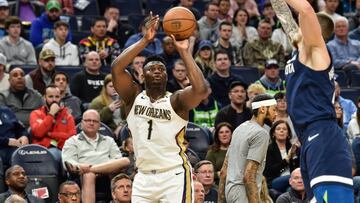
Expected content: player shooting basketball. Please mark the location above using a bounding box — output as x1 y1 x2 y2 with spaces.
271 0 354 202
111 12 208 202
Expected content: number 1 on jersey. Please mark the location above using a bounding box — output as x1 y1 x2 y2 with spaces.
147 120 153 140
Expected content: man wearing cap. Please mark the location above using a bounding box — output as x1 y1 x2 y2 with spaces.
30 0 72 48
25 49 56 95
215 81 251 129
0 53 9 92
0 67 43 128
0 16 37 65
224 94 277 203
0 0 9 39
255 59 286 96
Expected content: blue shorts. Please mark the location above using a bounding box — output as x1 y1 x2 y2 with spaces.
299 120 353 201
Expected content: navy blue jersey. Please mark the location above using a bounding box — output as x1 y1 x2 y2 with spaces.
285 52 336 130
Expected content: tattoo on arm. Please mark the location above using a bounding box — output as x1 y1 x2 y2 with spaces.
244 160 260 203
270 0 299 43
217 155 229 203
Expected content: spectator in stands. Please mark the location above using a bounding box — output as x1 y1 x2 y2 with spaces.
190 80 220 129
213 21 242 65
246 83 266 108
62 109 130 203
70 51 106 106
215 81 251 128
89 74 125 133
328 16 360 77
349 13 360 40
243 18 285 73
194 40 215 78
104 5 135 48
0 16 37 65
29 84 76 163
272 26 293 60
334 101 346 136
335 81 357 130
256 59 285 95
207 50 244 107
0 106 29 171
261 1 280 30
264 120 299 194
43 20 79 66
347 98 360 143
228 0 260 24
0 0 9 38
197 2 221 42
176 0 201 20
119 137 135 178
124 16 163 56
39 0 73 15
79 16 121 66
30 0 72 48
230 8 258 49
206 122 233 184
0 165 45 203
275 168 306 203
318 0 342 22
194 180 205 203
0 53 9 92
194 160 218 202
128 54 145 86
0 67 43 127
110 173 132 203
4 194 26 203
218 0 232 22
52 72 83 123
160 36 180 76
348 0 360 30
10 0 44 24
58 180 81 203
25 49 56 95
166 59 190 93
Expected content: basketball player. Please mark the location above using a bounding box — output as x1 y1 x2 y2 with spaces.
271 0 354 202
111 13 208 203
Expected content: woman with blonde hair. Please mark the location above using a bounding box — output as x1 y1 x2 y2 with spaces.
89 74 125 133
246 83 266 108
194 40 215 78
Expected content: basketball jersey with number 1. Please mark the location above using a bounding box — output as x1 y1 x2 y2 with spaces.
127 91 189 172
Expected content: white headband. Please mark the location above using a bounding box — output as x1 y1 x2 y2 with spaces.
143 61 166 69
251 99 277 110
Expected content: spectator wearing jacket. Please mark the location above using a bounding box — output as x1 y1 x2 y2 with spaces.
0 0 9 39
0 16 36 65
29 0 72 48
0 53 9 92
9 0 44 23
29 84 76 163
25 49 56 95
43 20 79 66
79 16 121 66
0 67 43 128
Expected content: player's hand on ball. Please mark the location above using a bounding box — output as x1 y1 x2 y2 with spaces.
170 34 189 52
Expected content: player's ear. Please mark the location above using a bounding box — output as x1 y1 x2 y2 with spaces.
259 106 267 115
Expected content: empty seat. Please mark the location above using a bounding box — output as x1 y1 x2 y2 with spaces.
128 13 146 31
350 70 360 87
10 64 37 74
111 0 143 19
11 144 59 203
335 70 348 87
186 122 211 160
230 66 260 85
145 0 173 17
340 87 360 104
74 0 100 16
71 31 91 45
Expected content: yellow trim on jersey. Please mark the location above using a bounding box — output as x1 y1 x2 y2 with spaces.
175 127 193 203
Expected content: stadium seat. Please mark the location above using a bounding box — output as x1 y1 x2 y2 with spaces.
128 13 146 31
186 122 211 160
10 64 37 74
74 0 100 16
145 0 173 17
119 123 131 145
278 68 285 80
60 15 79 32
76 122 114 138
193 0 207 14
11 144 59 203
340 87 360 104
110 0 143 20
71 31 91 45
335 70 348 87
230 66 260 85
350 70 360 87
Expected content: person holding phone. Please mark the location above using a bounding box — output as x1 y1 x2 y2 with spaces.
29 84 76 163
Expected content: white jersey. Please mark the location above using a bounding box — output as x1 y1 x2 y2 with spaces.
127 91 188 171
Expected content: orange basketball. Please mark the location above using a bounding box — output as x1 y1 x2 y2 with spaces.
162 7 196 40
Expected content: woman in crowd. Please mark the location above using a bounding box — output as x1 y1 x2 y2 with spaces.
230 8 258 49
194 40 215 78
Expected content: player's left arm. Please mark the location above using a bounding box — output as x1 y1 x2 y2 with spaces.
244 159 260 203
170 35 208 119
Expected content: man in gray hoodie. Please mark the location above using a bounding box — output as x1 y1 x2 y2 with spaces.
0 16 36 65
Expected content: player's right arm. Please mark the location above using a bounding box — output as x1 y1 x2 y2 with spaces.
244 160 260 203
111 13 159 112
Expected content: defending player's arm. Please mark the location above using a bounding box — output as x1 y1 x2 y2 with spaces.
111 13 160 109
170 35 208 118
217 155 229 203
244 160 260 203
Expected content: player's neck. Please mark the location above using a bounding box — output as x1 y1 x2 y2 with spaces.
146 89 166 102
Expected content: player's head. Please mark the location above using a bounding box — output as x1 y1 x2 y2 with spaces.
251 94 277 125
316 12 334 42
142 55 168 89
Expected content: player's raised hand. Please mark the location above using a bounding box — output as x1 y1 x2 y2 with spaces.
144 11 160 42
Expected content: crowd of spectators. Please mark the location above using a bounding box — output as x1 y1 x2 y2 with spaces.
0 0 359 202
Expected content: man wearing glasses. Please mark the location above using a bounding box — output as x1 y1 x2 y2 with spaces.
58 181 81 203
62 109 130 203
